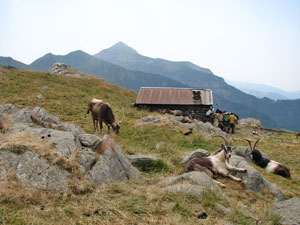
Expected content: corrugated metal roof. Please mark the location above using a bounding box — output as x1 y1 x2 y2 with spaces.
135 87 213 105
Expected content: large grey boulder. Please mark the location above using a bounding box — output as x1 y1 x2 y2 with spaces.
11 108 33 124
88 138 143 185
0 148 69 191
228 155 284 201
181 149 209 164
232 146 270 162
159 171 224 197
272 197 300 225
29 128 80 158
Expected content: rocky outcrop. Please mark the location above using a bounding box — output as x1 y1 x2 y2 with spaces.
0 104 143 192
228 155 284 201
0 149 69 191
232 146 270 162
49 62 72 75
158 171 224 198
272 197 300 225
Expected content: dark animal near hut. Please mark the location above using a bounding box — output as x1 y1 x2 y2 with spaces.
244 139 290 178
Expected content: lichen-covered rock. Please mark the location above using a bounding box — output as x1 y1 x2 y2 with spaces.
159 171 224 197
272 197 300 225
55 123 85 136
32 107 60 125
88 138 143 185
49 62 72 75
78 134 102 149
0 148 69 191
232 146 270 162
0 104 18 115
29 128 80 158
181 149 209 164
228 155 284 201
11 108 33 123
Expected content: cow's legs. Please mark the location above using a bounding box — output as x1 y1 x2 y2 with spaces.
99 121 103 134
93 119 98 132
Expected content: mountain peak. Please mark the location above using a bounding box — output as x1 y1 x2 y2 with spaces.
95 42 139 57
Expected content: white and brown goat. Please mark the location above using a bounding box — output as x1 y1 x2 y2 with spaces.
186 136 247 187
244 139 290 178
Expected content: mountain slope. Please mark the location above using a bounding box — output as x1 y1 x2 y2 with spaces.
30 50 189 91
0 56 30 69
95 42 300 131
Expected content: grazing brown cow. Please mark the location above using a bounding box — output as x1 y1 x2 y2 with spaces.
296 133 300 140
89 102 120 134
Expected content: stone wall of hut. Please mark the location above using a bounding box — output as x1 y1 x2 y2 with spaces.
135 104 211 122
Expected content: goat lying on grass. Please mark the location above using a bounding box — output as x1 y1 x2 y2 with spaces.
244 138 291 178
186 136 247 187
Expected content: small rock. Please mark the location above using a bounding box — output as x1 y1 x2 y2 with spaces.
156 142 166 150
78 134 102 149
37 94 44 99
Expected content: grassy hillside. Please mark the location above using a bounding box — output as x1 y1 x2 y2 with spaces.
0 67 299 225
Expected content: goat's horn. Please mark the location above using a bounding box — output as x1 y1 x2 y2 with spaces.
243 139 253 151
253 138 261 150
215 135 228 146
221 144 227 153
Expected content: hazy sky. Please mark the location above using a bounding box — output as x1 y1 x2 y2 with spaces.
1 0 299 91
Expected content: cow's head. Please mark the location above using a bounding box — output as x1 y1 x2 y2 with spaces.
112 121 121 134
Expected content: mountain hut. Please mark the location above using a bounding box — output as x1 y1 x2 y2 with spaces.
134 87 213 121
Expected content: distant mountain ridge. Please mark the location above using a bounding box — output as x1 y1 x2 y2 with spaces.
0 56 29 69
226 80 300 100
29 50 189 91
